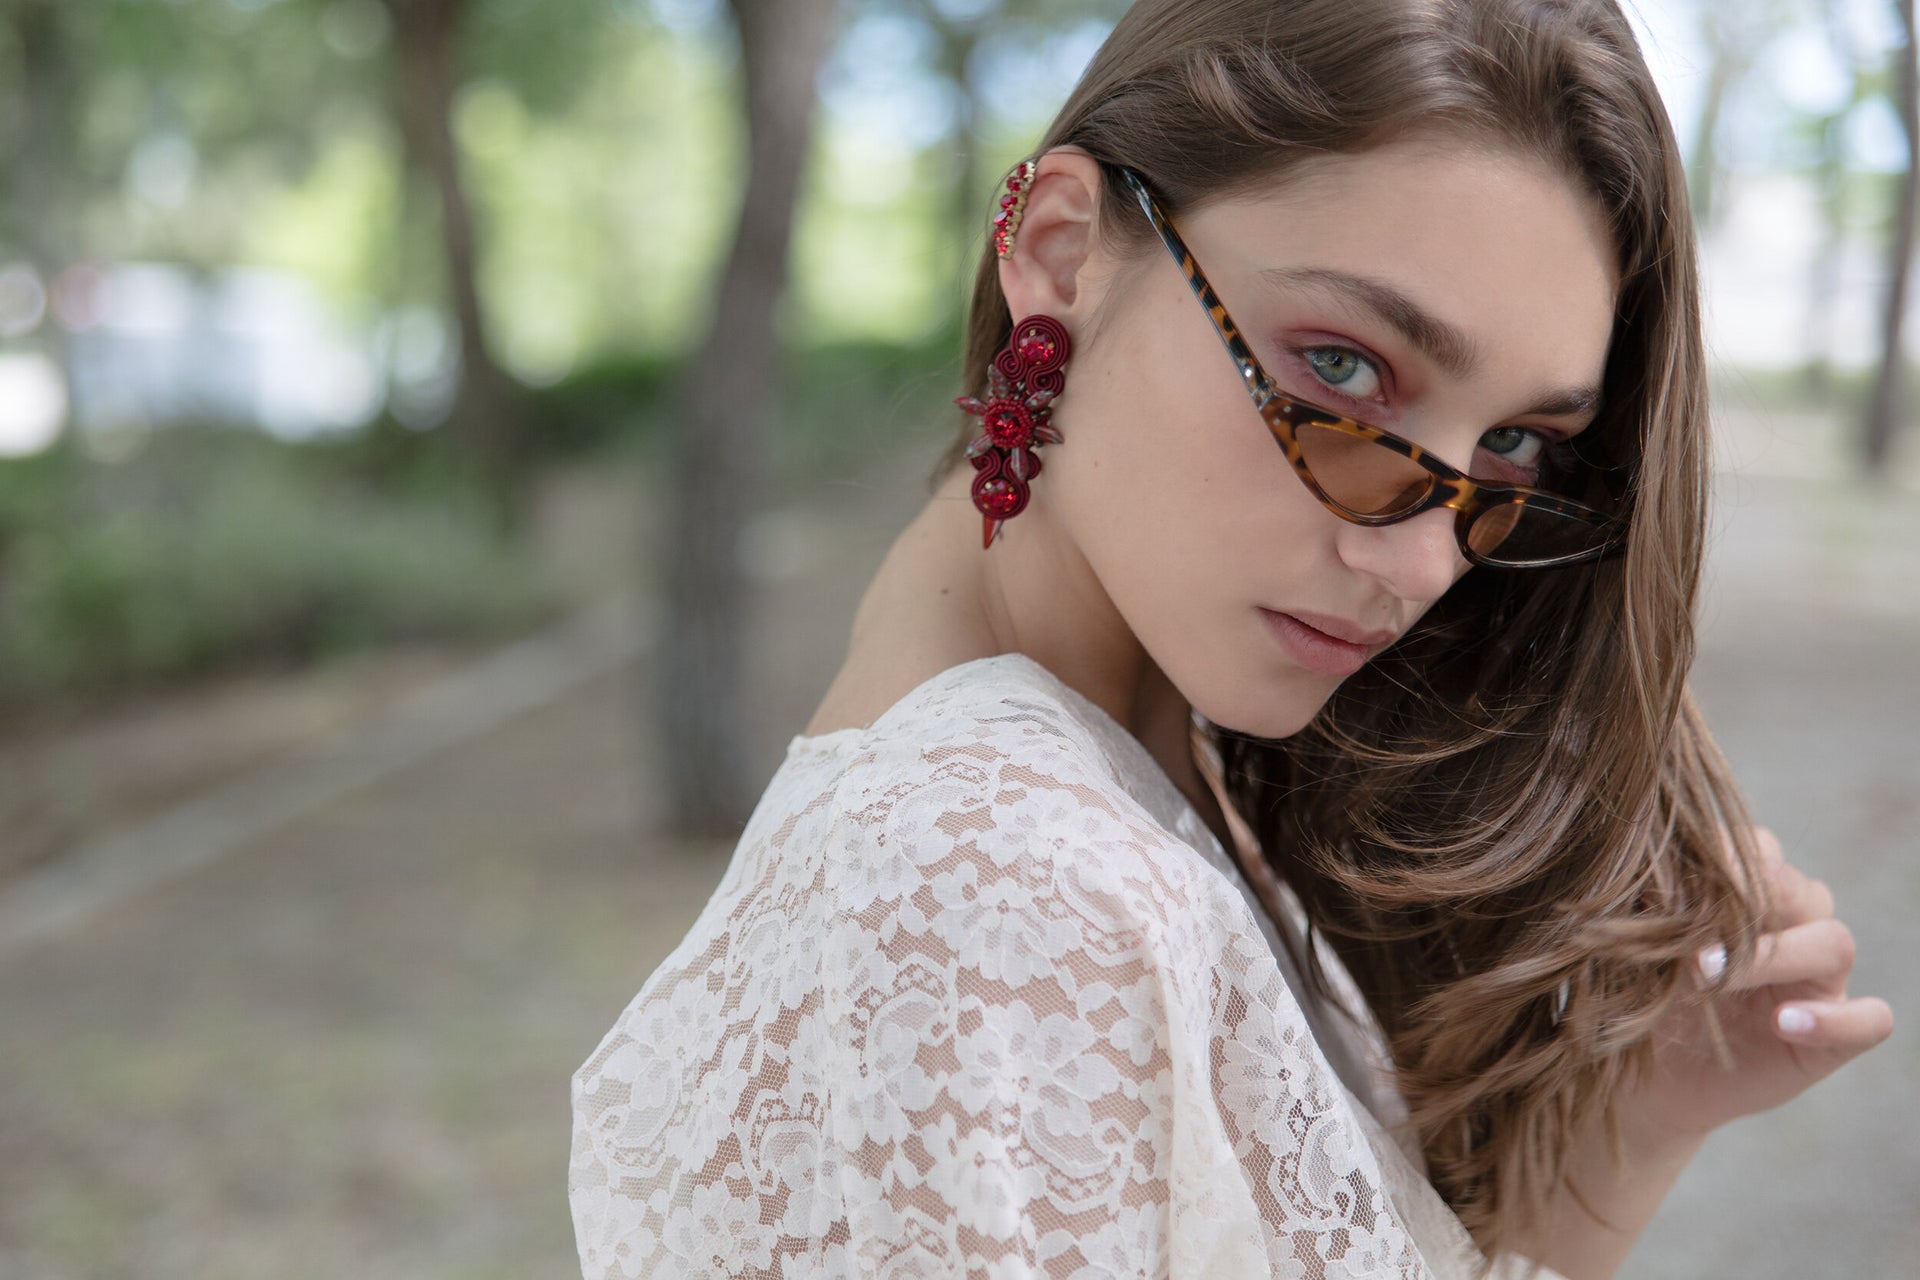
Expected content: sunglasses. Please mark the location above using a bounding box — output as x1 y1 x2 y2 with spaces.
1118 167 1627 569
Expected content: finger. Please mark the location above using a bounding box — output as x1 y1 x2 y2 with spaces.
1723 919 1856 998
1720 823 1782 868
1719 826 1821 923
1773 996 1896 1056
1762 856 1834 928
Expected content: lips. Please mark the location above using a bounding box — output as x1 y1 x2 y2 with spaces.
1279 609 1398 648
1258 608 1395 678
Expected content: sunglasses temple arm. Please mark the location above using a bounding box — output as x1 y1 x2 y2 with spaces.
1118 170 1281 412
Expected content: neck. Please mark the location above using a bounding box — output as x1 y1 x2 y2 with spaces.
928 466 1227 839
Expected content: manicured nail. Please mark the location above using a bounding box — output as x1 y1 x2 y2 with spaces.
1777 1006 1817 1037
1696 943 1726 983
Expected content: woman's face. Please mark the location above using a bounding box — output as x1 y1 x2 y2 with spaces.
1038 137 1620 739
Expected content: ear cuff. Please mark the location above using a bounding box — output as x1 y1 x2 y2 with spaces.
991 160 1037 259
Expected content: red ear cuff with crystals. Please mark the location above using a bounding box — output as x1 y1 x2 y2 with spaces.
956 314 1070 549
992 159 1036 259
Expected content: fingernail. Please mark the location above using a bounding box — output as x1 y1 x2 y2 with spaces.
1777 1006 1817 1037
1697 943 1727 983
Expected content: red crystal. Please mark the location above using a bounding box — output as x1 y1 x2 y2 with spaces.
1015 331 1056 363
982 402 1033 449
976 477 1022 518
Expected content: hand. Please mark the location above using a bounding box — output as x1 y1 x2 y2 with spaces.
1534 828 1892 1280
1619 826 1894 1145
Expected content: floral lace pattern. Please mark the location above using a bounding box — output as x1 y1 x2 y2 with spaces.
570 655 1561 1279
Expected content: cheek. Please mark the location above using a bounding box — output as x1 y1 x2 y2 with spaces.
1071 291 1300 503
1053 326 1287 568
1046 315 1335 651
1044 329 1363 740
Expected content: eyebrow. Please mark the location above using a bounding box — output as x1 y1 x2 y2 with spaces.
1258 265 1482 378
1255 265 1602 419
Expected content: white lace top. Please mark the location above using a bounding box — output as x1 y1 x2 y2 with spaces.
569 653 1566 1279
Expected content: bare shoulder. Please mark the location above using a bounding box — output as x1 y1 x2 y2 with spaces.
802 491 992 738
802 639 983 737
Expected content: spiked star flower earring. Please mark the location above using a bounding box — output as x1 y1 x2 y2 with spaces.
956 314 1070 549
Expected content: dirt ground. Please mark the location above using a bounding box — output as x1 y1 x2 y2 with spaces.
0 424 1913 1279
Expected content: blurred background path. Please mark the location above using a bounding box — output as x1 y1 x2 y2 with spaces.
1 420 1914 1280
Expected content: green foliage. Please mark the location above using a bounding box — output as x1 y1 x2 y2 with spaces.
0 429 555 706
523 351 679 461
516 332 963 476
464 0 642 117
0 447 69 544
777 331 962 478
0 0 1139 375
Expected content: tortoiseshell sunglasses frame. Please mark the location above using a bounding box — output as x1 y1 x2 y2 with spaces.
1117 167 1626 570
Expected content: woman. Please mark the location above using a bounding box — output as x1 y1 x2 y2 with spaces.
570 1 1892 1275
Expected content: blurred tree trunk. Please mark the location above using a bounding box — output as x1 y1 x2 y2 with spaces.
382 0 528 517
1688 0 1800 231
1800 113 1846 398
656 0 840 837
926 4 986 258
1864 0 1919 474
1686 28 1738 228
7 0 75 447
1801 1 1863 399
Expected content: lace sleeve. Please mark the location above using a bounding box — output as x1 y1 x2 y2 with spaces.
570 701 1549 1279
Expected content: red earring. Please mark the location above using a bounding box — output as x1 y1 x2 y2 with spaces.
955 314 1070 549
992 160 1037 260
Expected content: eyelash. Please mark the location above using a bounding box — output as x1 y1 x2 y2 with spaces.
1280 339 1572 454
1280 341 1388 409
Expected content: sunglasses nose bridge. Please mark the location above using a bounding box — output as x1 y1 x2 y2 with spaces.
1434 476 1479 514
1433 478 1495 563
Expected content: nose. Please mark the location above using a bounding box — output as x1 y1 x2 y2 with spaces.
1332 505 1468 605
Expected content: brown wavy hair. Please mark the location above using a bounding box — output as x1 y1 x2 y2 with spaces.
932 0 1770 1261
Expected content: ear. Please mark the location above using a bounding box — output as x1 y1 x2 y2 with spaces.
997 147 1105 325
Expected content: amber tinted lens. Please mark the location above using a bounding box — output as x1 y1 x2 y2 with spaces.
1468 500 1614 565
1294 420 1432 517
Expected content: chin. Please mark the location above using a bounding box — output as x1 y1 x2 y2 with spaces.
1191 678 1336 743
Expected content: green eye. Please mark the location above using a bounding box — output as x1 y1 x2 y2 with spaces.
1307 348 1364 385
1474 426 1550 483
